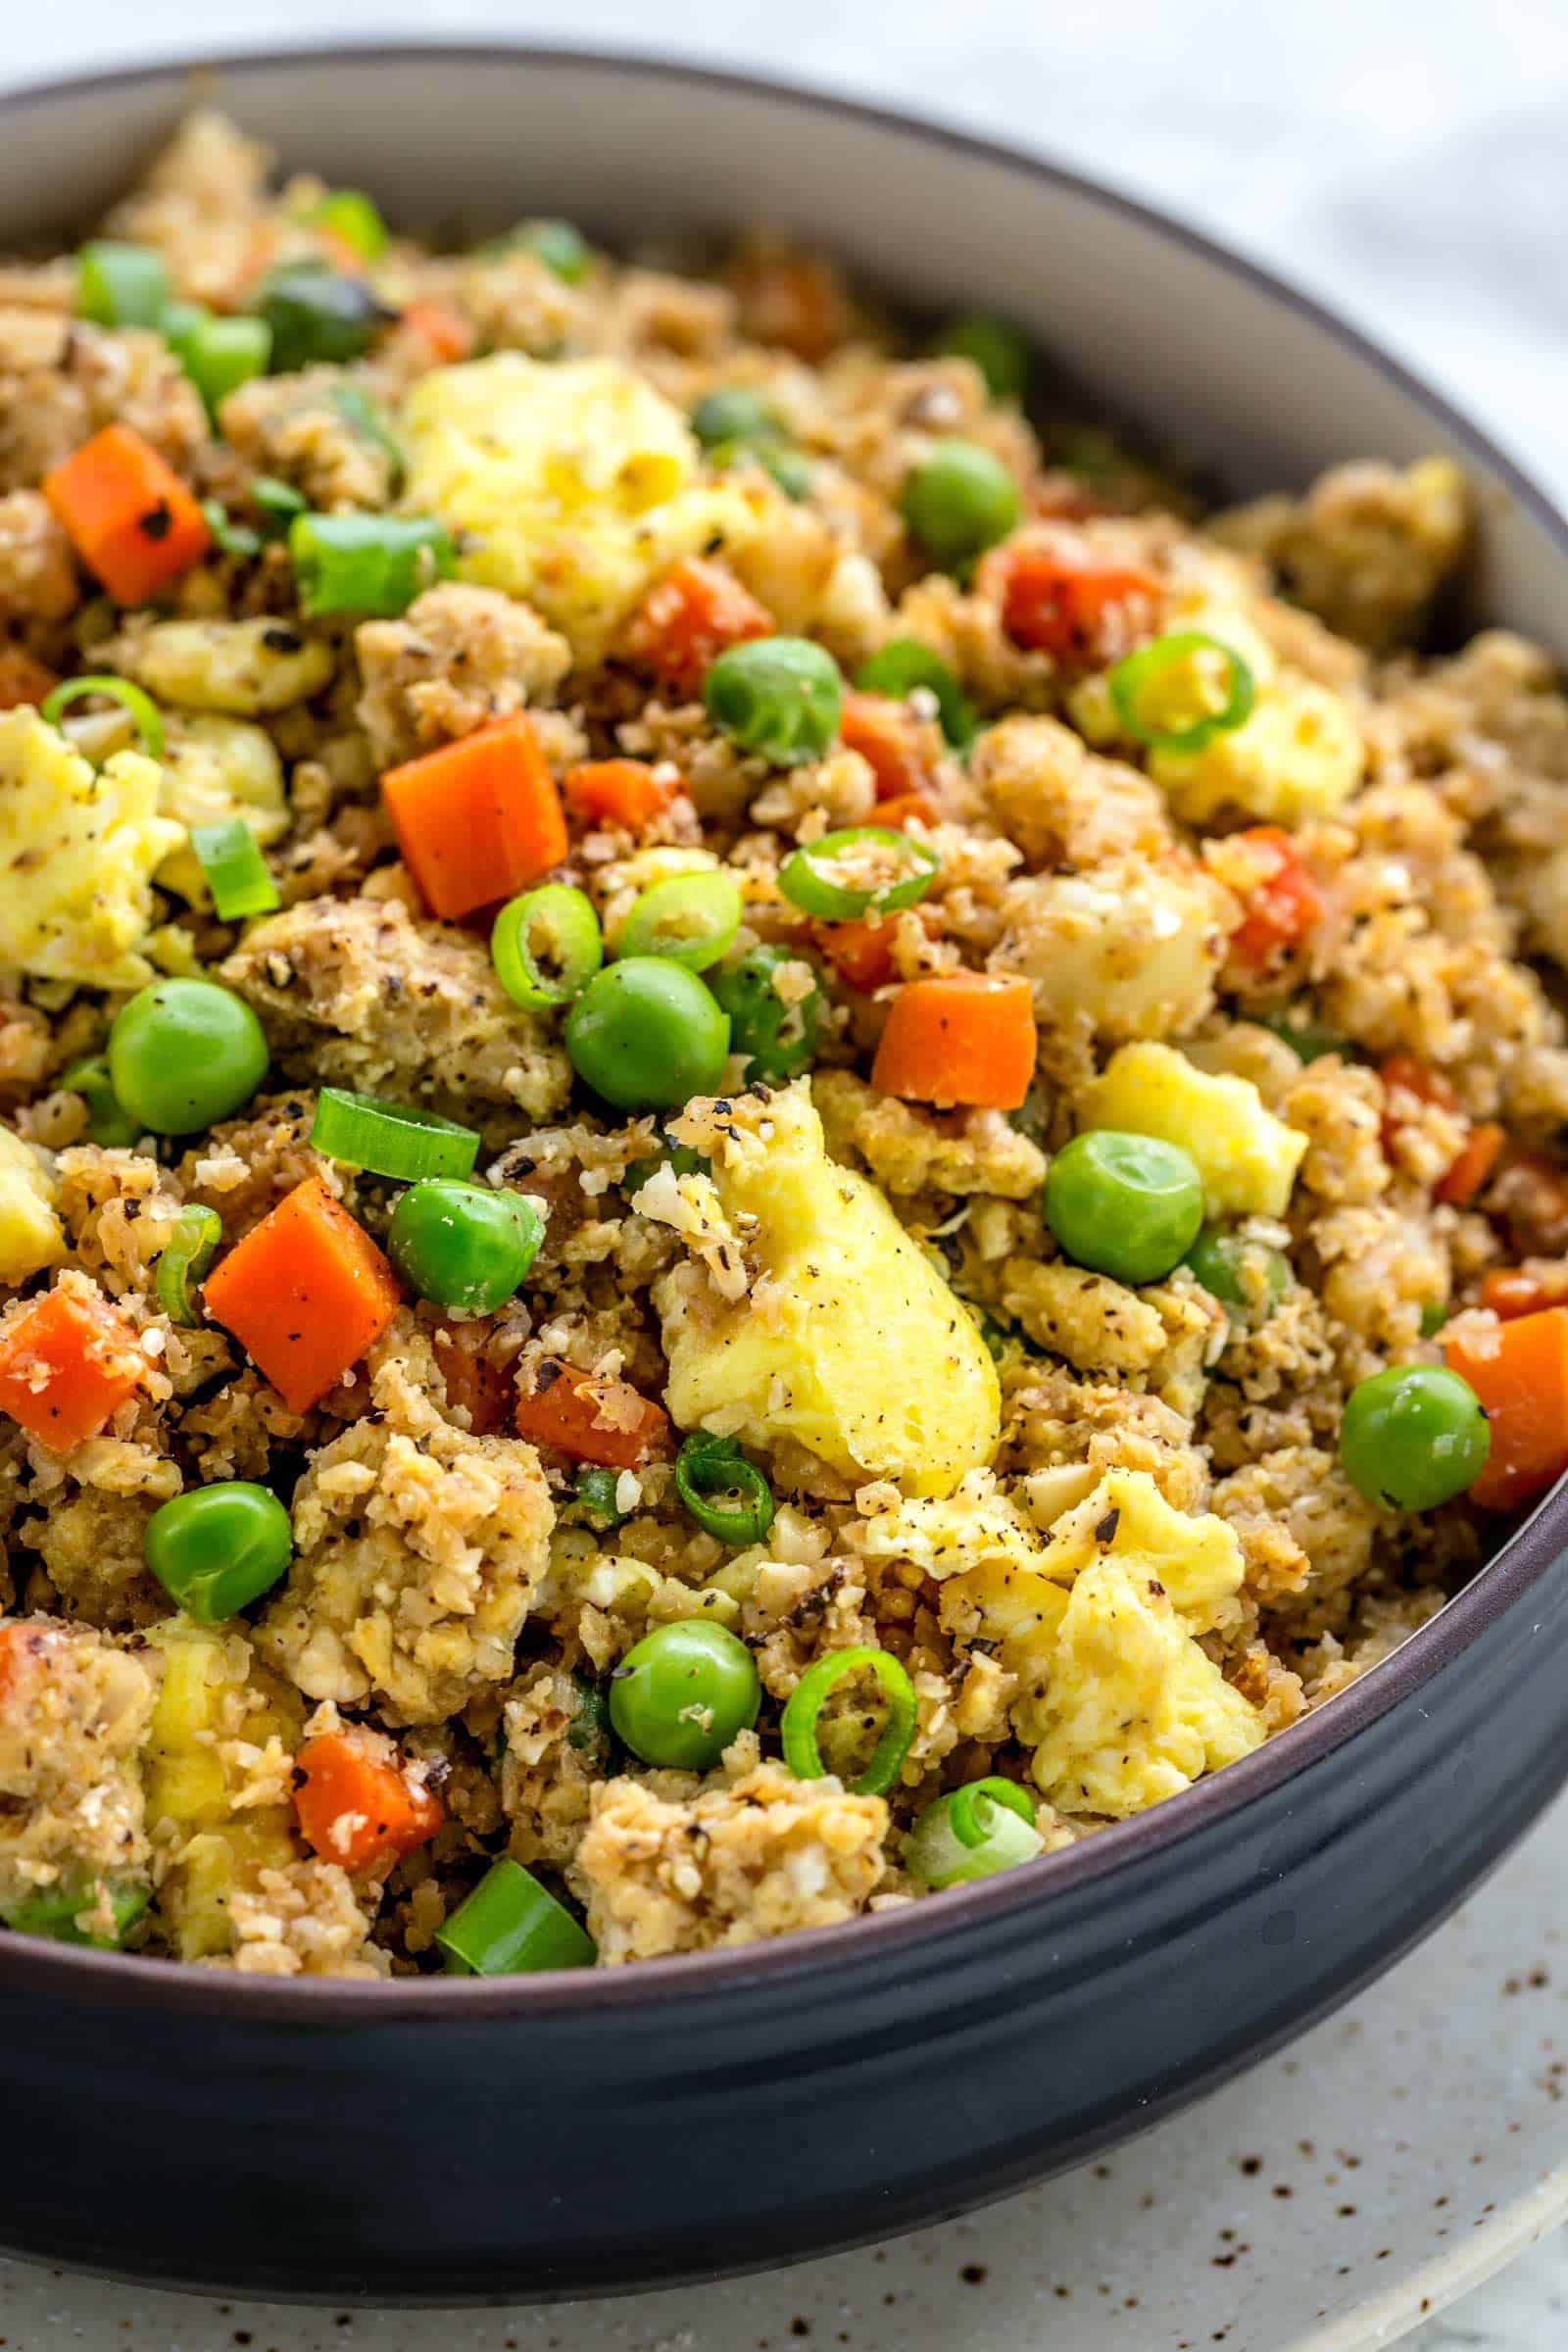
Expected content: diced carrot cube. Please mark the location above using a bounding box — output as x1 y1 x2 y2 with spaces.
381 713 567 921
43 424 212 606
202 1177 402 1414
0 1283 145 1449
514 1356 669 1468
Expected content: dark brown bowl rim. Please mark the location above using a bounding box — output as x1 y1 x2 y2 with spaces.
3 35 1568 2021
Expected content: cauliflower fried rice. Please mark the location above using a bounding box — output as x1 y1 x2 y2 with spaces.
2 111 1567 1979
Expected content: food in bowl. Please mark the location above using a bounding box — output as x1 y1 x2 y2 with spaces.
2 108 1566 1982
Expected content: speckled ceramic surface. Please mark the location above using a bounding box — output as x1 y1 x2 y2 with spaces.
4 1789 1564 2351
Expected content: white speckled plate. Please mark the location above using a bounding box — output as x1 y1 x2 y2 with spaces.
5 1797 1567 2352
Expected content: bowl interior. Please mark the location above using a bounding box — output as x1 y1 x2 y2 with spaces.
3 43 1568 2006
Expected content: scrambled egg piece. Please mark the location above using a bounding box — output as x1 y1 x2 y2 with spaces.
402 355 758 661
1071 583 1363 824
652 1083 1000 1497
0 709 182 988
128 617 335 714
1003 856 1228 1042
1078 1040 1307 1218
929 1469 1263 1816
0 1127 65 1284
144 1617 304 1961
154 716 289 906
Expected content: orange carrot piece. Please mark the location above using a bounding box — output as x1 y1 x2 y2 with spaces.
0 1285 145 1449
871 972 1038 1110
838 691 937 803
1446 1306 1568 1511
1380 1053 1458 1116
42 424 212 606
0 648 59 710
381 713 567 921
431 1316 514 1437
1481 1267 1568 1322
812 904 942 993
1435 1122 1505 1208
402 299 475 365
731 247 853 361
874 792 940 831
0 1619 55 1703
986 545 1161 662
295 1729 443 1875
514 1356 670 1468
624 558 772 698
563 759 677 833
202 1177 402 1414
1228 826 1323 971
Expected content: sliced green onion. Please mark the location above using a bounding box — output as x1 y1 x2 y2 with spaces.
779 825 939 922
166 308 271 416
41 674 165 759
202 500 263 560
491 884 603 1010
260 263 395 372
154 1204 223 1326
623 1133 709 1200
76 241 171 329
1107 630 1256 756
616 871 742 972
512 220 594 283
561 1465 629 1533
781 1645 917 1797
330 382 405 489
435 1857 596 1974
189 817 281 921
855 639 977 751
305 188 389 262
310 1087 479 1181
61 1055 140 1148
1 1874 149 1949
906 1777 1044 1889
288 511 453 618
674 1432 775 1546
565 1676 613 1760
252 475 310 527
1419 1302 1450 1339
1255 1009 1345 1064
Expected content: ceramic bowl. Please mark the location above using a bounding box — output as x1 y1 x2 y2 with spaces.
3 42 1568 2307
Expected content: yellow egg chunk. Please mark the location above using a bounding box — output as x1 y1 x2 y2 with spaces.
154 715 289 906
0 709 182 988
1149 676 1364 825
144 1617 304 1961
0 1126 66 1285
128 618 335 715
402 354 758 662
939 1469 1262 1818
652 1083 1001 1497
1077 1039 1307 1218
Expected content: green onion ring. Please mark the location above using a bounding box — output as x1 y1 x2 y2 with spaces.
435 1857 596 1974
1106 630 1256 756
674 1431 775 1546
781 1644 917 1797
616 871 743 972
154 1204 223 1327
948 1774 1037 1848
491 884 604 1010
310 1087 479 1181
189 817 280 921
778 826 939 922
61 1056 140 1148
41 674 166 760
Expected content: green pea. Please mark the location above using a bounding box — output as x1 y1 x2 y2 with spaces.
108 979 269 1135
900 439 1021 569
704 636 843 767
1184 1228 1290 1324
934 314 1031 404
691 387 783 451
143 1481 293 1622
1044 1130 1204 1286
387 1179 544 1313
564 957 730 1112
609 1620 760 1772
1340 1365 1490 1512
759 445 813 501
710 944 823 1080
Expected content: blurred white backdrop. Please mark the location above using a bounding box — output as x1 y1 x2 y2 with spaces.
3 5 1566 2341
